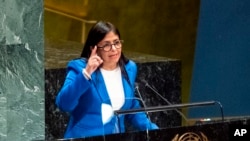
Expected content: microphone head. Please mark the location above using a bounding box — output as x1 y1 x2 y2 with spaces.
134 82 140 89
141 80 149 87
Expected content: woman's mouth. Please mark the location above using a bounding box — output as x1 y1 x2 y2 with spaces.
109 54 117 58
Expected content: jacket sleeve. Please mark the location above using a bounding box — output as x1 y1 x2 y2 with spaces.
55 59 90 112
125 61 159 130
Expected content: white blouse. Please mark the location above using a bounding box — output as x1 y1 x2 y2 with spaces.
100 66 125 110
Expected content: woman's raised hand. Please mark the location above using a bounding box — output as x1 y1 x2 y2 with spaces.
85 46 103 75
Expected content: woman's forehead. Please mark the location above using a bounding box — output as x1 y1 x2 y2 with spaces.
99 32 119 43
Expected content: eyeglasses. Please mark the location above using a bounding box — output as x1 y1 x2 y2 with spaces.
97 40 123 52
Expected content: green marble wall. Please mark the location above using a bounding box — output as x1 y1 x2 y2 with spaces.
0 0 44 140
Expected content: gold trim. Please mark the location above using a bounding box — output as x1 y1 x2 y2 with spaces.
44 7 96 24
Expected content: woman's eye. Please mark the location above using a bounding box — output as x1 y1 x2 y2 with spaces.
103 44 110 47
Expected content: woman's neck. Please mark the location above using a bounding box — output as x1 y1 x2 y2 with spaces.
101 63 118 70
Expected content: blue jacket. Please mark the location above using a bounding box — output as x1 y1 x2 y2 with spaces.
56 58 158 139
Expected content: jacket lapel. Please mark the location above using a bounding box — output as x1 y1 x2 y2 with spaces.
91 69 111 105
121 65 134 110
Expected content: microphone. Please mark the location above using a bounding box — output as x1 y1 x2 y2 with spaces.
143 81 189 125
135 82 152 139
135 83 149 113
135 83 150 119
102 97 146 134
114 96 151 141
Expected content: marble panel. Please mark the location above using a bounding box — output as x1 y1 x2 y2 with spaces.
0 43 44 140
0 0 44 140
0 0 43 45
0 0 5 43
135 61 182 128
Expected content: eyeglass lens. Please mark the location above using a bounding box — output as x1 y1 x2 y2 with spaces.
99 40 123 51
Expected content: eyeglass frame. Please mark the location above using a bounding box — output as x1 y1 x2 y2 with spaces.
96 40 124 52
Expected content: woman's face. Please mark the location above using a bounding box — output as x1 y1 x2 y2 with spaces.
96 31 122 68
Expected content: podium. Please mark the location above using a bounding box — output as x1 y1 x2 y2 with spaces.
54 117 250 141
51 102 250 141
45 62 249 141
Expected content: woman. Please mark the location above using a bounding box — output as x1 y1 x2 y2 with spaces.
56 21 158 139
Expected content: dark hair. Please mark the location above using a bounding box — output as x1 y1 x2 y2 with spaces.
80 21 131 85
81 21 123 56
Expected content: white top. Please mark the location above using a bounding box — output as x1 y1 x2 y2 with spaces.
100 66 125 110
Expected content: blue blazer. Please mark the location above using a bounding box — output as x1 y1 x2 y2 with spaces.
56 58 158 139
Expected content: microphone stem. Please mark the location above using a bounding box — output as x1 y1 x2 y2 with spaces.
145 83 189 125
135 86 152 121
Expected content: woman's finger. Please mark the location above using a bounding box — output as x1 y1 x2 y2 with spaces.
90 46 97 57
